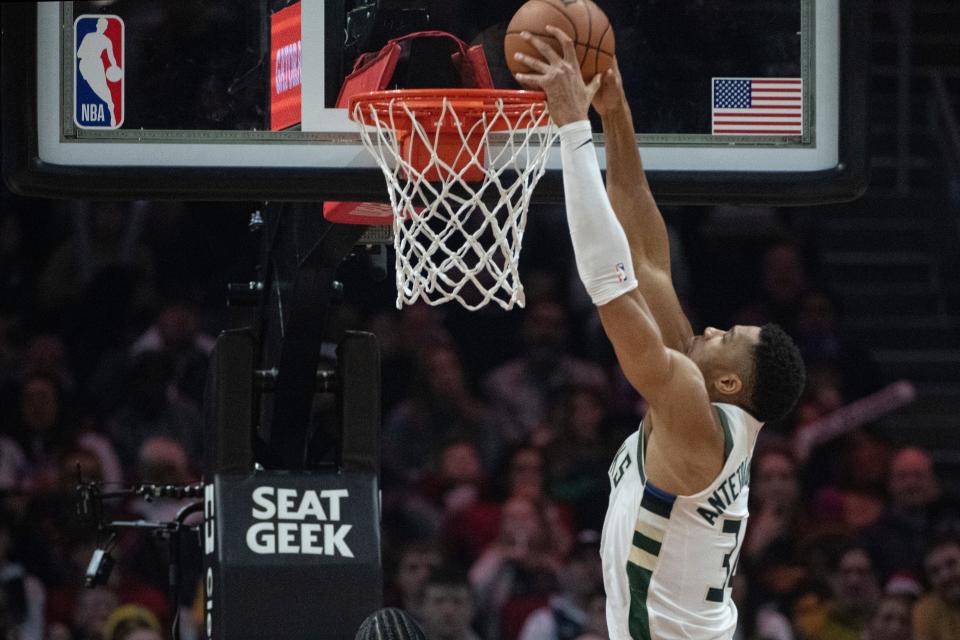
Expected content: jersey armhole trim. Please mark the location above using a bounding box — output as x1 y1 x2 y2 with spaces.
716 405 734 464
637 419 647 484
638 407 734 484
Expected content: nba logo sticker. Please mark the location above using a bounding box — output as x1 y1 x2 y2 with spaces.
74 15 124 129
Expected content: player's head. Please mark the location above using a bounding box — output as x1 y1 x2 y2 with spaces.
97 17 109 34
689 323 805 422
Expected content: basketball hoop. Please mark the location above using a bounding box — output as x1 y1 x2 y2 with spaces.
349 89 556 311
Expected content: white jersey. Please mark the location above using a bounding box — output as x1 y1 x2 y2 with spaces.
600 403 763 640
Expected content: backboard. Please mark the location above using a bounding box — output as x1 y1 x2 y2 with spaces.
2 1 869 204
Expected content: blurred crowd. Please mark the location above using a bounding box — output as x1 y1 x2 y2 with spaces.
0 199 958 640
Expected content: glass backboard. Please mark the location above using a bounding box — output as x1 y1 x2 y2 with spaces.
2 0 868 204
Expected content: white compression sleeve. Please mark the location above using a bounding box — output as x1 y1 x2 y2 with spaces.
559 120 638 306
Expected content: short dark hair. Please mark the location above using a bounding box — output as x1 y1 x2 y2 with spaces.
749 324 806 423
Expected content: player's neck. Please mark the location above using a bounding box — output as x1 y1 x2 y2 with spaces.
706 387 743 407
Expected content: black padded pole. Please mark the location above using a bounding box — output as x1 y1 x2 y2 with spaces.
337 331 381 474
204 329 256 474
268 205 366 469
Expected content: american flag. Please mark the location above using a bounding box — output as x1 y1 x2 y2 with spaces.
711 78 803 135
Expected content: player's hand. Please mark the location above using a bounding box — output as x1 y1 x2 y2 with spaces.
591 58 627 118
513 26 602 127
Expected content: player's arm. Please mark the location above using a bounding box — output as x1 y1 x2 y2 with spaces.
593 65 694 351
514 31 714 440
556 109 714 440
597 293 715 441
551 92 714 442
593 65 668 271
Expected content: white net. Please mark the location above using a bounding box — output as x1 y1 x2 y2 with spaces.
352 92 557 310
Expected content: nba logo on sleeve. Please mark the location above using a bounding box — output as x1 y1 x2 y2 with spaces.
616 262 627 283
74 15 124 129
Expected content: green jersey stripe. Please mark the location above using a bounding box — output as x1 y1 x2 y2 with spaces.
627 562 654 640
637 420 646 484
639 484 676 519
717 406 734 462
632 530 662 556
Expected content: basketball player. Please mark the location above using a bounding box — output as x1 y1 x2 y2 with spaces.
513 27 806 640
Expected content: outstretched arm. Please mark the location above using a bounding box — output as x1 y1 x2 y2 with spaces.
514 30 715 442
593 65 668 270
593 66 694 352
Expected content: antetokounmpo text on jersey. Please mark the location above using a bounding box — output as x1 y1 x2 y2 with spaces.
697 457 751 526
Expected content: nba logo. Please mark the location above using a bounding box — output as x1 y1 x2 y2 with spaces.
74 15 124 129
616 262 627 283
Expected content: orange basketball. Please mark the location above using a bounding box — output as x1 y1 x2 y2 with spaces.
504 0 616 82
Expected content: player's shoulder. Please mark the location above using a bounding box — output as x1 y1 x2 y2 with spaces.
621 426 642 449
659 351 714 415
658 351 714 406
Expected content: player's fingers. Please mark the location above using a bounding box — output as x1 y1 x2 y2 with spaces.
521 31 562 65
605 68 619 90
513 52 551 75
587 73 603 100
514 72 547 89
545 25 577 63
610 60 622 86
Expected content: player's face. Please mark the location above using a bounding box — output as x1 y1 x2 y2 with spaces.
688 325 761 376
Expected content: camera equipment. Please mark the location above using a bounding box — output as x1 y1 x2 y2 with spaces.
75 474 205 639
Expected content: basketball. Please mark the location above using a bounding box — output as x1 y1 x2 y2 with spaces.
106 65 122 82
505 0 615 82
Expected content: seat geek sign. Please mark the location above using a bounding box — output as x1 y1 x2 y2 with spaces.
208 473 378 565
203 472 381 639
247 487 353 556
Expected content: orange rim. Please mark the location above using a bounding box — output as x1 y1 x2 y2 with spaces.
348 89 548 131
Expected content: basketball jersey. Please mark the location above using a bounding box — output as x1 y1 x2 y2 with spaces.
600 402 763 640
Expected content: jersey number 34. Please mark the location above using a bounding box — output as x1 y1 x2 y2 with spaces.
706 518 744 604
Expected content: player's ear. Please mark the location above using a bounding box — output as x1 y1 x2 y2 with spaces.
715 372 742 396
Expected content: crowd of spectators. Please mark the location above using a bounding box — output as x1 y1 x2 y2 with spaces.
0 198 958 640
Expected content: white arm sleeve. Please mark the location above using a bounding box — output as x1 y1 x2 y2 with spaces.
559 120 639 306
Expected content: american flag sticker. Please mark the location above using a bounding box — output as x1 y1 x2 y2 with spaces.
711 78 803 136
